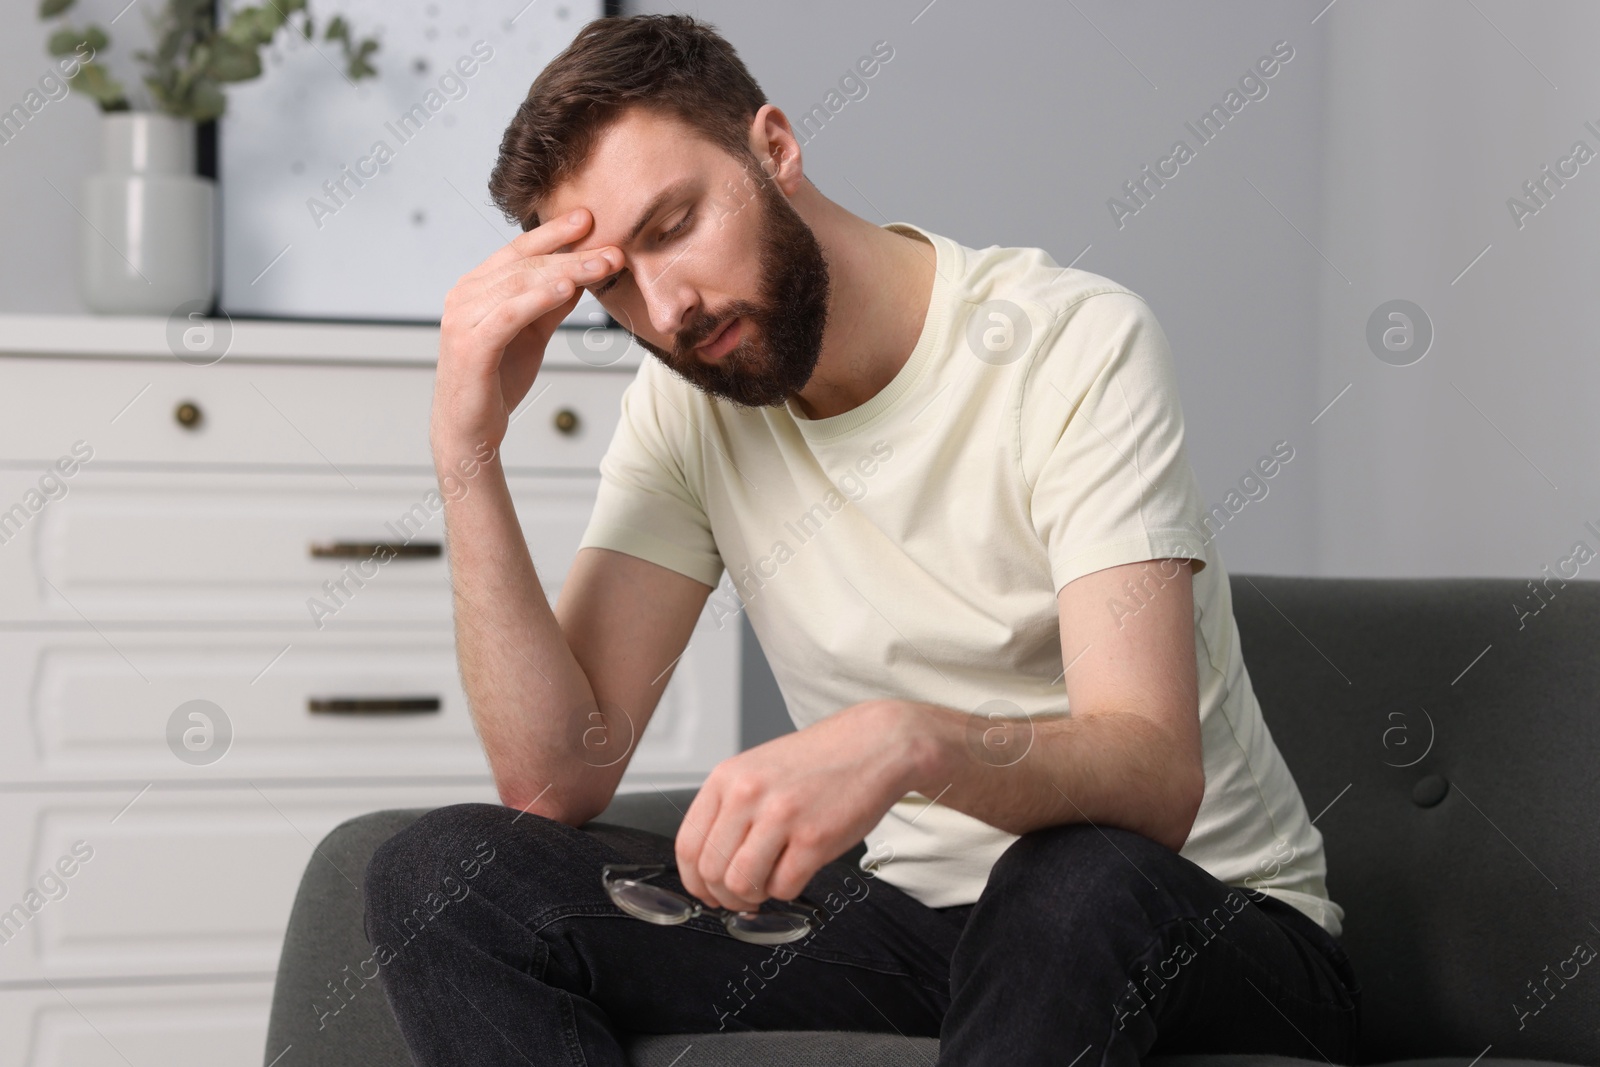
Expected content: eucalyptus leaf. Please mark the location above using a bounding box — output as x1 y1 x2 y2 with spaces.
177 43 210 91
72 62 129 109
156 27 182 63
224 7 278 47
209 39 262 82
188 79 226 121
221 18 255 46
38 0 380 118
46 27 82 55
143 76 174 112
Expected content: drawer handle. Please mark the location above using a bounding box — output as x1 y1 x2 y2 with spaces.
175 400 203 429
308 696 442 714
309 541 442 559
553 407 580 435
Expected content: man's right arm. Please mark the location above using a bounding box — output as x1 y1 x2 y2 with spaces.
429 206 710 827
435 442 711 826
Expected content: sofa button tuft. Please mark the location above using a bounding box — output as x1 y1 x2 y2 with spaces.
1411 774 1449 808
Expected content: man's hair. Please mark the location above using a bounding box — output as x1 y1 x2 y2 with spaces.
488 14 769 231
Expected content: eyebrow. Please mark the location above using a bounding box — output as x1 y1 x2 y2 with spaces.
622 177 696 246
559 177 696 253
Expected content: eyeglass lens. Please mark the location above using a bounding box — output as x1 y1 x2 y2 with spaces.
606 871 814 944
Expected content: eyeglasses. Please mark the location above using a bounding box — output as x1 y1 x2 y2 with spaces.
601 862 821 945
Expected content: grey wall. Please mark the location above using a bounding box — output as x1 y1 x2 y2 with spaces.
1308 0 1600 580
0 0 113 315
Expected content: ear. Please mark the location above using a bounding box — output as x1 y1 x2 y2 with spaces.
747 104 806 197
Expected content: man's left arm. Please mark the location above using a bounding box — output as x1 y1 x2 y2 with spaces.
892 555 1205 852
673 555 1205 912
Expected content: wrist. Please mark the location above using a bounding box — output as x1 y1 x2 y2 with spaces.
431 438 502 488
870 699 952 798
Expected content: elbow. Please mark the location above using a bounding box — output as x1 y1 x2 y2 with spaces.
1158 763 1206 852
496 780 596 828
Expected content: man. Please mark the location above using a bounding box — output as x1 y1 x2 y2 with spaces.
366 13 1361 1065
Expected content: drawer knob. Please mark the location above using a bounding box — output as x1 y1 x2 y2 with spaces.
174 400 203 429
553 407 580 435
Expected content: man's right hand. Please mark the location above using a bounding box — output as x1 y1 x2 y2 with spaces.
431 207 621 465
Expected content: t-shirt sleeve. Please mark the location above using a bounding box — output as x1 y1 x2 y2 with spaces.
575 360 725 589
1022 289 1208 595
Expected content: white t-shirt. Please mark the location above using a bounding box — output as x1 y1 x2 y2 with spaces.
574 221 1345 937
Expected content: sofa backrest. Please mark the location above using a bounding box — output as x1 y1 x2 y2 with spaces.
1228 573 1600 1065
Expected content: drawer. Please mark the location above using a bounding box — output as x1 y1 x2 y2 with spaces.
0 356 631 471
0 980 274 1067
0 470 594 622
0 783 497 982
0 614 739 784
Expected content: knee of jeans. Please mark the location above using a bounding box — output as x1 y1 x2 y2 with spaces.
361 802 524 944
987 822 1176 916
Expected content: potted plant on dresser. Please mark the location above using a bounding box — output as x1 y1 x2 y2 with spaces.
37 0 380 315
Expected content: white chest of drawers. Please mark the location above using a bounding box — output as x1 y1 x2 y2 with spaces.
0 315 740 1066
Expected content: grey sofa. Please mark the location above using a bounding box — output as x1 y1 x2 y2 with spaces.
264 574 1600 1066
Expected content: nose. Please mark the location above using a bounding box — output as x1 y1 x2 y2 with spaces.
631 255 700 347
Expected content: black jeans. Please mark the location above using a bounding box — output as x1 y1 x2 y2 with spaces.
363 802 1361 1066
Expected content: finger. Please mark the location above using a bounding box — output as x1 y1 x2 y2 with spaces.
674 788 722 905
765 842 823 904
465 248 620 321
489 207 622 286
463 277 582 367
459 249 619 346
450 247 619 336
694 804 759 911
473 206 597 279
719 823 789 908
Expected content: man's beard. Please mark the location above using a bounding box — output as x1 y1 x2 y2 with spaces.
629 169 831 409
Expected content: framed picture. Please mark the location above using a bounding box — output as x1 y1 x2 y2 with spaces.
218 0 609 324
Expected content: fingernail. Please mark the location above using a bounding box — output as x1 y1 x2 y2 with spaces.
583 259 604 271
569 209 584 223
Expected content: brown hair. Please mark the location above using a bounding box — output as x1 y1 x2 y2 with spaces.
488 14 769 231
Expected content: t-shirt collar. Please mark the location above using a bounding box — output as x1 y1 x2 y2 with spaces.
784 220 954 443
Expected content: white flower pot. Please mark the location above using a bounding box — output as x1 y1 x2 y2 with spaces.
80 112 216 315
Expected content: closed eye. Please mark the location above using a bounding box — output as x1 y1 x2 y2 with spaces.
590 209 694 297
660 209 694 242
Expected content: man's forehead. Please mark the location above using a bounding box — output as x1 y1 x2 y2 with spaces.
546 171 700 253
542 109 734 245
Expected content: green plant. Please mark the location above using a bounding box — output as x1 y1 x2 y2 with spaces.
38 0 379 121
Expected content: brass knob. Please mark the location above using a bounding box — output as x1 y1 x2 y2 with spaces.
175 401 203 429
553 407 580 435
